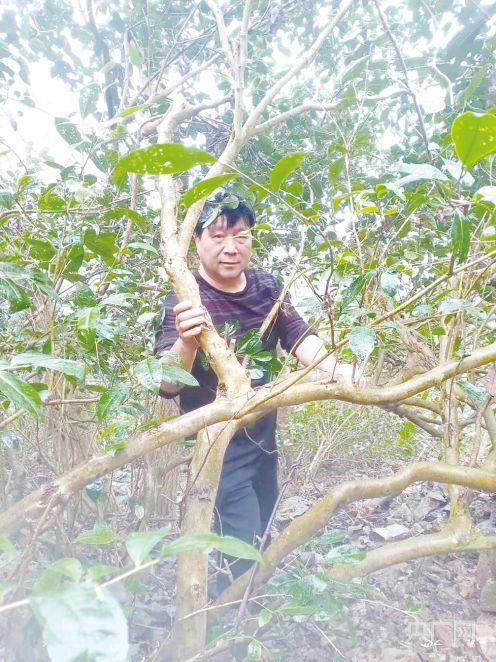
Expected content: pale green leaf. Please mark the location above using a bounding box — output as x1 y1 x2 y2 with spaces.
54 117 83 146
79 83 99 119
0 371 43 417
104 207 146 231
181 174 238 208
451 111 496 169
11 352 85 380
348 327 376 361
73 528 119 546
162 532 264 564
32 584 128 662
450 209 471 263
395 162 448 187
380 272 401 297
47 558 83 582
475 186 496 205
126 525 171 566
96 384 129 422
457 380 486 402
269 152 306 191
113 144 215 184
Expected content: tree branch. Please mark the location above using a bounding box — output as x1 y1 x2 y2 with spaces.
140 95 232 137
326 514 496 582
373 0 432 161
212 461 496 615
251 101 340 136
1 342 494 537
244 0 355 135
147 53 221 106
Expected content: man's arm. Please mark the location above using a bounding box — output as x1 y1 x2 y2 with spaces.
294 334 356 385
158 300 208 395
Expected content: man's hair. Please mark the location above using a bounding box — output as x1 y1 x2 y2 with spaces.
194 192 256 236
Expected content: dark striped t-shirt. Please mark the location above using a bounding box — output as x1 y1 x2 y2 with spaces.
154 268 315 412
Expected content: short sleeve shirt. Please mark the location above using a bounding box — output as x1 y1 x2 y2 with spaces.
154 268 315 413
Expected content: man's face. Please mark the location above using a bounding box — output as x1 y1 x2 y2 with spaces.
194 216 252 285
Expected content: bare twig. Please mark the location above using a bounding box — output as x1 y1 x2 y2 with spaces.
373 0 432 161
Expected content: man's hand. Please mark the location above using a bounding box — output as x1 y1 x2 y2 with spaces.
174 300 210 346
158 300 211 396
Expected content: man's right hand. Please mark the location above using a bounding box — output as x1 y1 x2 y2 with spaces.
174 300 210 346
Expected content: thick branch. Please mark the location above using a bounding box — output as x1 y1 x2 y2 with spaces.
1 343 494 537
140 95 232 137
213 460 496 613
326 514 496 582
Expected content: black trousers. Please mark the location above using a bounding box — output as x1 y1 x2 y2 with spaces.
214 411 278 581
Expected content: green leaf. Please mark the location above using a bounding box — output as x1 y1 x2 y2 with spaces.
73 527 119 546
77 307 101 333
32 584 128 662
450 209 471 263
128 40 143 66
134 357 166 393
181 174 238 208
100 293 137 308
128 242 158 255
257 608 273 628
118 104 146 118
0 371 43 417
54 117 83 146
162 532 265 564
126 525 171 566
113 144 215 184
84 229 119 265
0 278 31 312
380 272 401 297
161 362 199 387
457 380 486 402
38 189 67 212
451 111 496 169
312 529 348 547
395 162 448 187
0 535 17 561
73 283 98 308
247 640 263 661
25 237 57 261
475 186 496 206
269 152 306 191
104 207 146 231
340 272 374 309
348 327 376 361
58 244 84 278
341 53 370 83
11 352 85 380
0 430 21 450
47 558 83 582
96 384 129 422
438 298 482 317
86 564 122 582
324 544 366 565
134 357 198 393
79 83 99 119
328 157 345 184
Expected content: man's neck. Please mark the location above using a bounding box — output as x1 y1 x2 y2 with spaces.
198 267 247 293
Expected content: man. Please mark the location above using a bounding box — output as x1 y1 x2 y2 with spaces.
155 194 354 580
